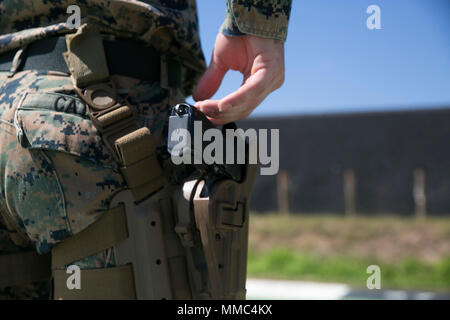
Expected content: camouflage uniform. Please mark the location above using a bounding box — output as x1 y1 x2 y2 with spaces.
0 0 292 299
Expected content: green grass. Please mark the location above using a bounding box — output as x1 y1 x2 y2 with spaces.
247 248 450 291
246 214 450 291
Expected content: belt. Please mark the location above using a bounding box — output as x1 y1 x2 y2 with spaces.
0 36 182 87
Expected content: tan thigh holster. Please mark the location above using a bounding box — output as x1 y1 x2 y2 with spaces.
181 164 259 299
48 23 259 300
49 163 257 300
0 23 259 300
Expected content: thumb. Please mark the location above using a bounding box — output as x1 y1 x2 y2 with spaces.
193 53 227 101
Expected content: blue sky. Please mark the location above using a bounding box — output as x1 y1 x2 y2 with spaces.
187 0 450 117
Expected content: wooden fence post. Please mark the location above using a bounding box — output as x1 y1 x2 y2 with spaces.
277 170 290 215
344 169 356 217
413 168 426 219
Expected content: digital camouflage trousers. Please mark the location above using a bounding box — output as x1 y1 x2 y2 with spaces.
0 70 181 299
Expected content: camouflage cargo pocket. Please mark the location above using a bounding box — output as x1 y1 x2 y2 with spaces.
10 90 124 254
14 91 114 165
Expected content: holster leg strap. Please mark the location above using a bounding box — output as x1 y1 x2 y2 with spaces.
63 24 165 203
53 265 135 300
51 205 128 268
51 204 134 300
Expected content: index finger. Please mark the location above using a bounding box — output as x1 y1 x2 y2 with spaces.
217 68 271 114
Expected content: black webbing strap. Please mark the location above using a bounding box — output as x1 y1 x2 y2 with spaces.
0 36 182 88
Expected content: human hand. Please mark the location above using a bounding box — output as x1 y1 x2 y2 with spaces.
193 33 285 125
